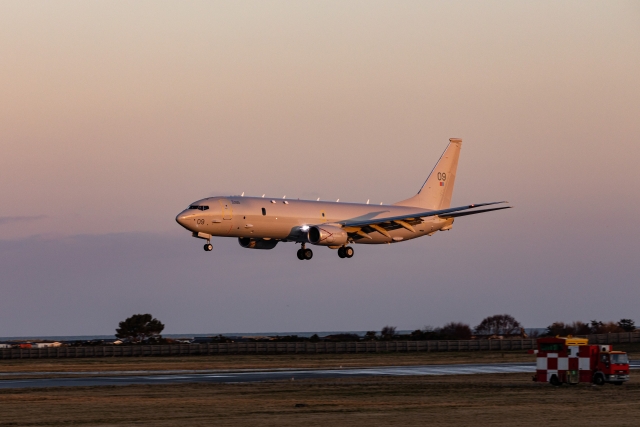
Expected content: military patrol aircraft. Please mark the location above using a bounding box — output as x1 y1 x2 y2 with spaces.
176 138 510 260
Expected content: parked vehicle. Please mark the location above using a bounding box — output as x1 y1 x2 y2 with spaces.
530 336 630 385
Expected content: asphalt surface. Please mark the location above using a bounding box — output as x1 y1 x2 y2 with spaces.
1 361 638 389
1 363 534 389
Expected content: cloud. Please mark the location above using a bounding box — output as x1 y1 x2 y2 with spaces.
0 215 47 226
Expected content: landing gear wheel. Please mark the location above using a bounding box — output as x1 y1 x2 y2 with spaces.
297 249 305 260
549 375 561 387
593 374 605 386
303 248 313 260
204 243 213 251
338 247 346 258
344 246 354 258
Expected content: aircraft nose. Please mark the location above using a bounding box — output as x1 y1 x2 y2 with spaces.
175 211 192 229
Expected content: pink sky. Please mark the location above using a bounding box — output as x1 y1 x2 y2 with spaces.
1 1 639 335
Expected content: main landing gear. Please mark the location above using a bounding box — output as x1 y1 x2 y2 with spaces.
203 242 213 251
338 246 354 259
296 244 313 260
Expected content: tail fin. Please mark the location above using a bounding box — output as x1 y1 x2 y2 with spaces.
394 138 462 210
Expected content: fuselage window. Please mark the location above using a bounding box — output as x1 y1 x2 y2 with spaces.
262 208 266 216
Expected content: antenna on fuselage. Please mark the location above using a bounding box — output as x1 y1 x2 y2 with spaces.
366 199 369 204
241 192 244 197
262 194 265 198
317 198 320 201
336 199 340 202
283 195 286 199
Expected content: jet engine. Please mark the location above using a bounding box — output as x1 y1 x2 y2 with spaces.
238 237 278 250
307 225 348 246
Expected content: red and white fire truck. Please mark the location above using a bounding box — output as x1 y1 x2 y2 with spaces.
531 336 630 386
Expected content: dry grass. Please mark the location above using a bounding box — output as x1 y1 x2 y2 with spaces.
1 373 639 426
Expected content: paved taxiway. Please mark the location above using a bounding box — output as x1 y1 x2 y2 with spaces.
2 361 638 389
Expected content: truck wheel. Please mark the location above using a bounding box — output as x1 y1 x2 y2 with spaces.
593 374 605 386
549 375 561 386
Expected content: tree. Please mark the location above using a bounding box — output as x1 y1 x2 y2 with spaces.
115 313 165 343
381 326 397 340
363 331 378 341
440 322 472 340
545 321 590 336
474 314 522 336
618 319 636 332
589 320 605 334
546 321 568 336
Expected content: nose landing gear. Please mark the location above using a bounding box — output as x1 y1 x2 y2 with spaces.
203 242 213 251
296 244 313 260
338 246 354 259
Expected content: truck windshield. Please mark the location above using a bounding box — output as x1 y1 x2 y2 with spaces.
611 354 629 364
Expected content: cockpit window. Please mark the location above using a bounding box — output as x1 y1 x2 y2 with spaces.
189 205 209 211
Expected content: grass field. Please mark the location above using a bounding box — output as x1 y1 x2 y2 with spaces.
2 343 639 377
1 346 639 426
1 373 639 426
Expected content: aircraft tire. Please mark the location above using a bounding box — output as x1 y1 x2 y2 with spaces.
344 246 354 258
204 243 213 251
297 249 305 260
304 249 313 260
338 247 346 258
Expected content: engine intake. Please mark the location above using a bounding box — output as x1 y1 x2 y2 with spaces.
307 225 348 246
238 238 278 250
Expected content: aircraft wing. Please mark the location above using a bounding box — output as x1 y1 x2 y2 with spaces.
438 206 512 218
338 201 511 238
340 201 509 228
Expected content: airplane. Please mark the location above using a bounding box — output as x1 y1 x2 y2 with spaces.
175 138 511 260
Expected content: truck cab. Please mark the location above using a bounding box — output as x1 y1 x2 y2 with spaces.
594 350 630 385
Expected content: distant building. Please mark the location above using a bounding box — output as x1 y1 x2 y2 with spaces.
31 342 62 348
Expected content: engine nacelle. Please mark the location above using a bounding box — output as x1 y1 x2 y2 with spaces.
238 237 278 250
307 225 348 246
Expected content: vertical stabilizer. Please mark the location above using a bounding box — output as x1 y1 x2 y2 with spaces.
394 138 462 210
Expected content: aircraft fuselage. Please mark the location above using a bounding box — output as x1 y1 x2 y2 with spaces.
176 196 452 245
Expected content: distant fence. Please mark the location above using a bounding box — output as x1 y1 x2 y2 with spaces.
1 331 638 360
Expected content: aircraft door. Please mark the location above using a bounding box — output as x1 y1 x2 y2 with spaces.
219 199 232 220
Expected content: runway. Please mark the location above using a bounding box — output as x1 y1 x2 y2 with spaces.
2 361 638 389
0 363 535 389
